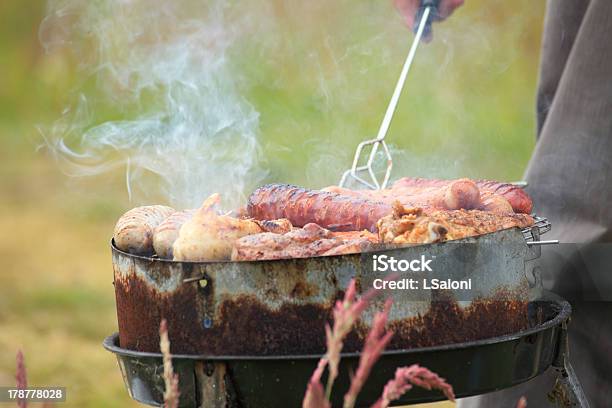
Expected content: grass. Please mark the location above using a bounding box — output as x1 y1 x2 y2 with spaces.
0 0 544 406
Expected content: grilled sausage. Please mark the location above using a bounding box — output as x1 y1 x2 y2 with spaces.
113 205 175 255
475 179 533 214
392 177 533 214
324 179 481 211
247 184 393 232
153 209 196 259
394 178 481 210
479 191 514 213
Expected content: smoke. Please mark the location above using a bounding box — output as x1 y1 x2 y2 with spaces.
39 0 265 209
39 0 543 206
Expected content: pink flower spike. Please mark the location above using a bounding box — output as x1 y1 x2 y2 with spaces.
15 350 27 408
303 359 331 408
304 277 395 405
344 298 394 408
373 365 455 408
516 396 527 408
344 279 358 305
325 279 384 398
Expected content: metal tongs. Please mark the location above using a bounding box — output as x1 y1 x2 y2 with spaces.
339 0 440 190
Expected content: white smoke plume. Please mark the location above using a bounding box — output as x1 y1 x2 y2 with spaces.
38 0 543 206
39 0 265 209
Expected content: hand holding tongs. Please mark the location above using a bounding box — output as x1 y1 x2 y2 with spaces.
339 0 440 190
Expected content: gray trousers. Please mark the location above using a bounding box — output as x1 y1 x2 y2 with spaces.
459 1 612 407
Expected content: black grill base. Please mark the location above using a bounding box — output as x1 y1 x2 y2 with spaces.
103 300 590 407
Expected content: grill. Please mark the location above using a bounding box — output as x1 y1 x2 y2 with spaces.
111 224 540 356
106 210 591 406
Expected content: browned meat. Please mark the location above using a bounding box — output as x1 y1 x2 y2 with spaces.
252 218 293 234
324 230 378 256
377 203 535 244
392 177 533 214
173 194 264 261
479 190 513 213
324 178 481 211
153 209 196 258
247 184 393 232
331 230 379 243
248 180 483 233
231 223 374 261
393 178 481 210
476 179 533 214
154 210 289 259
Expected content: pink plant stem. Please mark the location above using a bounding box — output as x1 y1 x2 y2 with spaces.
15 350 27 408
159 319 180 408
302 276 399 408
324 279 379 398
343 299 393 408
303 359 331 408
304 278 385 405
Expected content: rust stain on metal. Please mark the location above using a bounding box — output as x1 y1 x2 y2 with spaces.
112 227 534 356
115 271 203 353
116 269 529 355
386 294 529 350
213 294 337 354
289 280 317 299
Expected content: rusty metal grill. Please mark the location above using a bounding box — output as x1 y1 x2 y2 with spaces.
104 299 591 408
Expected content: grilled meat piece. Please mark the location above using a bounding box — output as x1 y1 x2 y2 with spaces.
378 202 535 244
475 179 533 213
321 232 378 257
173 194 263 261
231 223 376 261
247 184 392 232
392 177 533 214
325 178 481 211
114 205 175 255
479 190 514 213
252 218 293 235
153 209 196 259
331 230 379 242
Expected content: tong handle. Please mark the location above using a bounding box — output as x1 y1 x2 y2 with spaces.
414 0 441 38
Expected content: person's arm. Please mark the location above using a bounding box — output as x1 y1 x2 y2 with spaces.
394 0 465 30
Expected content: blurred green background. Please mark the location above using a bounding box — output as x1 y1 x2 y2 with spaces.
0 0 545 406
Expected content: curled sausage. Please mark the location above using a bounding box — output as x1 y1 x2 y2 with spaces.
113 205 175 255
394 178 481 210
247 184 392 232
479 191 514 213
324 179 481 211
392 177 533 214
475 179 533 214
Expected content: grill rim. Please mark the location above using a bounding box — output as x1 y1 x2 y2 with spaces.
110 214 551 266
